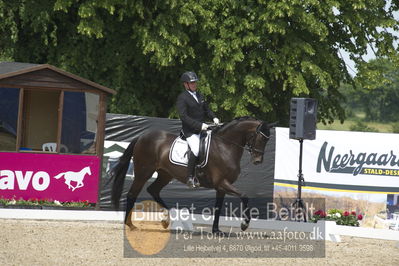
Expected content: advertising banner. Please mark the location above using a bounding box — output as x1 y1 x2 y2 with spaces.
275 127 399 193
0 152 100 202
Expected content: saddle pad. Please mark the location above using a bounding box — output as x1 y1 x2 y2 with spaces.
169 137 189 166
169 133 212 168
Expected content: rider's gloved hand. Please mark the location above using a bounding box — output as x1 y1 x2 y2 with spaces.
201 123 209 131
213 118 220 125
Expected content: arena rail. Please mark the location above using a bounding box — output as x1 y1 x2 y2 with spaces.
1 208 399 243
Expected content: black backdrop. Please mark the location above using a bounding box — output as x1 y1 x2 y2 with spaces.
100 113 275 216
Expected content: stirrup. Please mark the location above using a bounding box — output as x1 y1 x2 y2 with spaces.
187 177 200 189
193 176 200 187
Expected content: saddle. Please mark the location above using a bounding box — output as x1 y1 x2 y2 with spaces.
169 131 212 169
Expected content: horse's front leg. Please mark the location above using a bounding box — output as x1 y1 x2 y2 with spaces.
212 190 225 234
219 180 251 231
72 182 84 191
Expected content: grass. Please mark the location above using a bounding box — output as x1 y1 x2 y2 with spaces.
318 119 394 133
317 111 395 133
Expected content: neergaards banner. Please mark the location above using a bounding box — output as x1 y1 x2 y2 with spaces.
274 127 399 193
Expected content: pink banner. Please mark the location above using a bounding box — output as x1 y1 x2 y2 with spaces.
0 152 100 203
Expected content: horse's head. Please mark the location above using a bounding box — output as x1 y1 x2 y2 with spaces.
214 117 276 165
247 120 276 165
85 166 92 175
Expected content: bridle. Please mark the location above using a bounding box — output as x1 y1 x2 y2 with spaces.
213 122 270 155
246 123 271 155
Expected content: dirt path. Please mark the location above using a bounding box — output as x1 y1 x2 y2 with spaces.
0 219 398 265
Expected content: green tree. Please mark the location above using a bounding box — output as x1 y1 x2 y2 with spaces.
1 0 398 125
353 58 399 122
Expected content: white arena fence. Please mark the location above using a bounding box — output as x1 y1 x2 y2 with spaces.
1 208 399 244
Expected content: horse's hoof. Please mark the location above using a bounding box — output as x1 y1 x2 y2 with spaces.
161 219 169 229
212 229 225 236
241 221 249 231
125 223 137 231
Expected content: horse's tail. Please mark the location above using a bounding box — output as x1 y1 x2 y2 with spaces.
111 138 138 209
54 173 65 179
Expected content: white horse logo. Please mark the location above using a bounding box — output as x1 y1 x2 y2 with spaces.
54 166 92 191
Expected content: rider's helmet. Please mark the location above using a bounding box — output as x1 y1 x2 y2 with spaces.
180 71 199 83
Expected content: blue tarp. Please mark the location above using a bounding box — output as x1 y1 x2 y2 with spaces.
0 87 19 136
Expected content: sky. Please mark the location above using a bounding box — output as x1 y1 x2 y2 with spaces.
340 11 399 76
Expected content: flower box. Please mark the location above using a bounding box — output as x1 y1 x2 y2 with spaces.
311 208 363 226
0 197 93 209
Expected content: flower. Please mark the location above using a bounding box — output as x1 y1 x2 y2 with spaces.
314 210 327 218
311 209 363 226
0 198 91 208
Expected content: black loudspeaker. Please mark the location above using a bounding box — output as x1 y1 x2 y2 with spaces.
289 98 318 140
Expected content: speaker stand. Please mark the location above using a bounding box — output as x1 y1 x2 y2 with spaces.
292 138 307 222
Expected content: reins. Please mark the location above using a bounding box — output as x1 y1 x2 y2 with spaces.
213 134 253 153
211 122 270 155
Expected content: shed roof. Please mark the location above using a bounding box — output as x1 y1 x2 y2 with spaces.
0 62 116 95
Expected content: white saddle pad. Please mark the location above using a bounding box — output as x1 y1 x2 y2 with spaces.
169 133 211 168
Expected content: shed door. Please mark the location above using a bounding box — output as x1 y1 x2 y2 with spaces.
22 90 60 150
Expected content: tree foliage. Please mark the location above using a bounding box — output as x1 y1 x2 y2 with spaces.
349 58 399 122
1 0 398 125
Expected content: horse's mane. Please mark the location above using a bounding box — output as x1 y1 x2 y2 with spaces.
212 116 260 134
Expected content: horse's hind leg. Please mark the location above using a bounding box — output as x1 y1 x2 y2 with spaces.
125 171 155 229
65 180 71 190
146 170 173 229
147 170 172 208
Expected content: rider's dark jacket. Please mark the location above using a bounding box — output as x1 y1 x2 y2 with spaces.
176 90 215 137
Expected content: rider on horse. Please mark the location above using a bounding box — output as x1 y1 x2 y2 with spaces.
176 71 220 188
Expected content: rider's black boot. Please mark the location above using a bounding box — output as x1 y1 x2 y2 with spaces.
186 151 200 188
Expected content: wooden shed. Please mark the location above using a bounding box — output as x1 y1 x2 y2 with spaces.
0 62 116 205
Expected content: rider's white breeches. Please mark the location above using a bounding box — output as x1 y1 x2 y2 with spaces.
186 134 200 157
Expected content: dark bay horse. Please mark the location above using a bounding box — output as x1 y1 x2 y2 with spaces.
111 117 274 233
